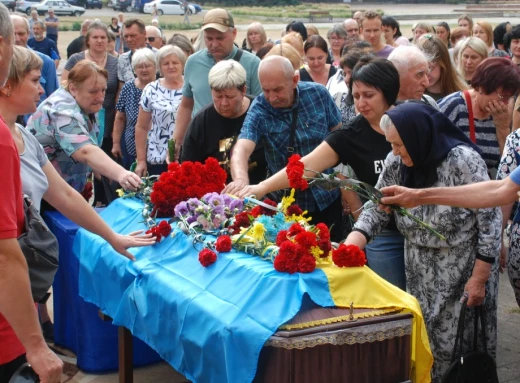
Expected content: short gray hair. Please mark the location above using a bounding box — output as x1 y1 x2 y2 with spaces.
156 45 186 75
209 59 246 91
388 45 430 76
131 47 156 70
327 24 348 40
379 114 394 134
146 25 162 38
0 3 13 40
10 15 30 33
259 55 295 80
33 20 45 30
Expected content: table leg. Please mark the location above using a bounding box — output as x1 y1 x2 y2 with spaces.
119 326 133 383
98 310 134 383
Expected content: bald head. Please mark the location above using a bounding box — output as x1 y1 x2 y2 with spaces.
81 19 92 36
146 25 162 49
259 55 295 80
343 18 359 38
258 56 298 109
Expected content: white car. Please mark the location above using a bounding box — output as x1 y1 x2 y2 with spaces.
143 0 195 16
16 0 40 15
34 0 85 16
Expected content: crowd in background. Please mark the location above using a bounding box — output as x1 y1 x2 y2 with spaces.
2 3 520 382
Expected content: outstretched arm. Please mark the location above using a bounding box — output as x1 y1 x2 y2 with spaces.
381 177 519 209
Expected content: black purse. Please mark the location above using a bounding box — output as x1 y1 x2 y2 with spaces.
17 196 59 303
441 299 499 383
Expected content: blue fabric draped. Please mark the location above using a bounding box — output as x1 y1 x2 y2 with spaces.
75 198 335 383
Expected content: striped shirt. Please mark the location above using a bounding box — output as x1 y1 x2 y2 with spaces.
438 91 500 171
240 82 341 212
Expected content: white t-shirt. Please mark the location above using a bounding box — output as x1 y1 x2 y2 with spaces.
140 79 183 164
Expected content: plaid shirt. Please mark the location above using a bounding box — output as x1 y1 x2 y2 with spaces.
240 82 341 211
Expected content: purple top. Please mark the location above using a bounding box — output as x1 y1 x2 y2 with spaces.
375 44 395 59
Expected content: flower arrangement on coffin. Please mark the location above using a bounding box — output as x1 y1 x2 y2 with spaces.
117 157 227 243
177 189 367 272
286 154 446 240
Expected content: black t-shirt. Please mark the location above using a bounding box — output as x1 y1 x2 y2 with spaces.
67 36 85 59
299 65 337 83
325 114 391 187
180 97 267 184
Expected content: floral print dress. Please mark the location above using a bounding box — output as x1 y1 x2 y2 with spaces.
354 146 501 382
496 129 520 308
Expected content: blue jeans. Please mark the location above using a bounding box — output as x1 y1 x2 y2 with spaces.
365 229 406 290
120 136 135 170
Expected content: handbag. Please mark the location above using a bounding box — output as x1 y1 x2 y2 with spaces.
17 196 59 303
441 298 499 383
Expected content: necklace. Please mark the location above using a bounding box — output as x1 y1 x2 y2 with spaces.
87 50 107 66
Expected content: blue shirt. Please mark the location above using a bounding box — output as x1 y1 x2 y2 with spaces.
239 82 341 212
27 37 60 60
510 165 520 185
182 46 261 115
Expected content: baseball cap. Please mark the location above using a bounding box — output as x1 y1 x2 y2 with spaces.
201 8 234 33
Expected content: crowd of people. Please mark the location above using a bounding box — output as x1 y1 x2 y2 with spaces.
1 3 520 382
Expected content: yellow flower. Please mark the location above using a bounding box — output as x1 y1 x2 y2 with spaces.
251 221 266 242
280 189 296 213
116 188 125 197
310 246 324 258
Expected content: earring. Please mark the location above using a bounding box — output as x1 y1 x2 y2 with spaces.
6 92 10 97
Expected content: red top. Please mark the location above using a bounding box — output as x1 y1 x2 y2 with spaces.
0 116 26 364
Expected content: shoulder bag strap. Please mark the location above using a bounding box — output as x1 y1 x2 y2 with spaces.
475 305 489 352
287 107 298 159
463 90 477 144
451 297 468 362
233 49 243 62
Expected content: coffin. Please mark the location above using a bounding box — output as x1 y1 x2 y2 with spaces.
255 306 413 383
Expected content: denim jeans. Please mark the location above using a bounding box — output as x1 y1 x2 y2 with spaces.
120 136 135 170
365 229 406 290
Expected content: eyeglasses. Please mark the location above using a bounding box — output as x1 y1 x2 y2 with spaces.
495 91 514 101
329 36 345 41
147 37 156 42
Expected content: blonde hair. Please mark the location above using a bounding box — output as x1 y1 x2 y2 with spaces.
7 45 42 88
281 31 304 57
475 20 493 47
456 37 488 79
209 60 246 91
265 43 302 71
246 22 267 49
306 24 319 37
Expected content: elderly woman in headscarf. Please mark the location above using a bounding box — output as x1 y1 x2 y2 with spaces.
344 102 501 382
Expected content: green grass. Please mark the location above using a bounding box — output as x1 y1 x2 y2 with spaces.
510 308 520 314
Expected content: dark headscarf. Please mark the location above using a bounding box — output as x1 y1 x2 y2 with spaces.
385 103 481 189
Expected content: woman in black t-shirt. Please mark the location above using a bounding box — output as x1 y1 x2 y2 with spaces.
237 57 408 291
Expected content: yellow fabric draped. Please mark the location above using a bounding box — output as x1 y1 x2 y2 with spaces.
319 264 433 383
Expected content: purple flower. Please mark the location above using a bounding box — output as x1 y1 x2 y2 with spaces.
174 201 189 217
187 198 201 210
229 199 244 212
212 214 225 228
197 215 211 230
212 204 225 217
222 194 233 205
207 194 225 208
187 216 197 224
201 192 218 204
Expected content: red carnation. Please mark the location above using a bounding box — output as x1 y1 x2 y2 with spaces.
316 223 330 241
286 204 303 216
274 253 288 272
332 244 367 268
146 227 163 243
215 235 232 252
286 154 308 191
157 221 172 237
275 230 288 246
318 238 332 257
262 199 278 216
298 255 316 273
199 248 217 267
250 206 263 218
228 212 251 233
279 241 300 261
287 223 304 237
294 231 317 249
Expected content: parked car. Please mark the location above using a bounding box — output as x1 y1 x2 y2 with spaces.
190 2 201 13
1 0 16 11
111 0 132 12
143 0 195 16
16 0 40 15
68 0 101 8
34 0 85 16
